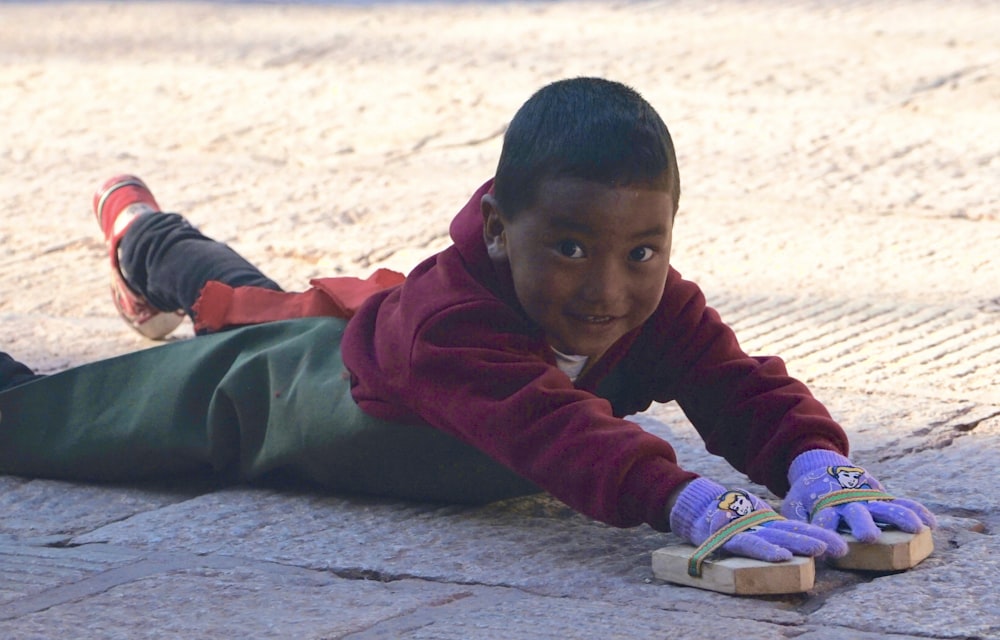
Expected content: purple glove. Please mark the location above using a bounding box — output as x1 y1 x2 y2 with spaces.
781 450 937 543
669 477 847 563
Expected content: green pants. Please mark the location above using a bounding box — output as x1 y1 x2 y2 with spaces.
0 317 538 504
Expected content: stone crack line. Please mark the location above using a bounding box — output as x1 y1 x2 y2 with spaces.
875 409 1000 465
339 588 525 640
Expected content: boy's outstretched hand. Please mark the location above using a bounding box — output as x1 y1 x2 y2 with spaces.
781 450 938 542
669 477 848 563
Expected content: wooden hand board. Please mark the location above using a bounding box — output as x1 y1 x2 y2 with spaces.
830 526 933 571
651 545 815 595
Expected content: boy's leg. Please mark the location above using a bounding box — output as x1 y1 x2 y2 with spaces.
119 211 282 325
0 317 538 505
94 175 282 338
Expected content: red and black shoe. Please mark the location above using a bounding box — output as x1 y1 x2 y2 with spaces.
93 175 184 339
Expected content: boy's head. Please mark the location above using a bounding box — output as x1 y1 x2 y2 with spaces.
492 77 680 217
482 78 679 362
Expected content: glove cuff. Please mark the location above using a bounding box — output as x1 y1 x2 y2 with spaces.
668 477 727 542
788 449 853 483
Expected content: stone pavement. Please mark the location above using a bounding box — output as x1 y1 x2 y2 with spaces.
1 2 998 638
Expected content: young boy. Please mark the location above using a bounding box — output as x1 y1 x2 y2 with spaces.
0 78 934 564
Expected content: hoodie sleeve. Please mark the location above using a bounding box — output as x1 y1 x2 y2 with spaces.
616 268 850 497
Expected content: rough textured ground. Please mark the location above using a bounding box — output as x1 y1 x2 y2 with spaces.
1 1 998 638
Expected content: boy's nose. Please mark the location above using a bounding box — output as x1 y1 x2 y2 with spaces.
579 263 625 308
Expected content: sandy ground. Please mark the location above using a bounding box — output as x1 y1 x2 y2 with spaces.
1 0 996 380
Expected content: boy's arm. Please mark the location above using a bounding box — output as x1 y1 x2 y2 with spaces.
628 268 850 497
632 269 935 536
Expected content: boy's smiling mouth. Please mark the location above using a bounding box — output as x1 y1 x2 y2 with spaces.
550 312 631 360
563 311 624 342
576 314 615 324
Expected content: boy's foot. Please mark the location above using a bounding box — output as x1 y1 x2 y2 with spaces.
93 175 184 339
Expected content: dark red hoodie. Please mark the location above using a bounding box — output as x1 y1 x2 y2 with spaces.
340 181 848 530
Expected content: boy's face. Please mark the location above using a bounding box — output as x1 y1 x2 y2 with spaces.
483 177 674 362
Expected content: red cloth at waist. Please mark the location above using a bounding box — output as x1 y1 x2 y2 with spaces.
192 268 406 333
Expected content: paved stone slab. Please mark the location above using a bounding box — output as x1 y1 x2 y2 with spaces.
811 534 1000 639
0 476 208 540
1 556 817 640
344 587 800 640
67 488 809 622
882 414 1000 529
0 542 139 608
3 564 466 639
795 629 929 640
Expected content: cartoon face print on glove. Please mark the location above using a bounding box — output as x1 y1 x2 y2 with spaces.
718 490 755 518
702 488 773 536
829 465 872 490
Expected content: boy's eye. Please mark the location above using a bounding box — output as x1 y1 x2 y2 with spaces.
557 240 585 258
629 246 655 262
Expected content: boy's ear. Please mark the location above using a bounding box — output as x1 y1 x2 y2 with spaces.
481 194 509 262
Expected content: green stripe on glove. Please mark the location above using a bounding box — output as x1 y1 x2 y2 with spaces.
669 477 848 565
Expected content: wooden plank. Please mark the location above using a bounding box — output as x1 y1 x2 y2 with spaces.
651 545 815 595
830 526 934 572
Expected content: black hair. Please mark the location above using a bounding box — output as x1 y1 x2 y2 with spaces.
493 77 680 217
